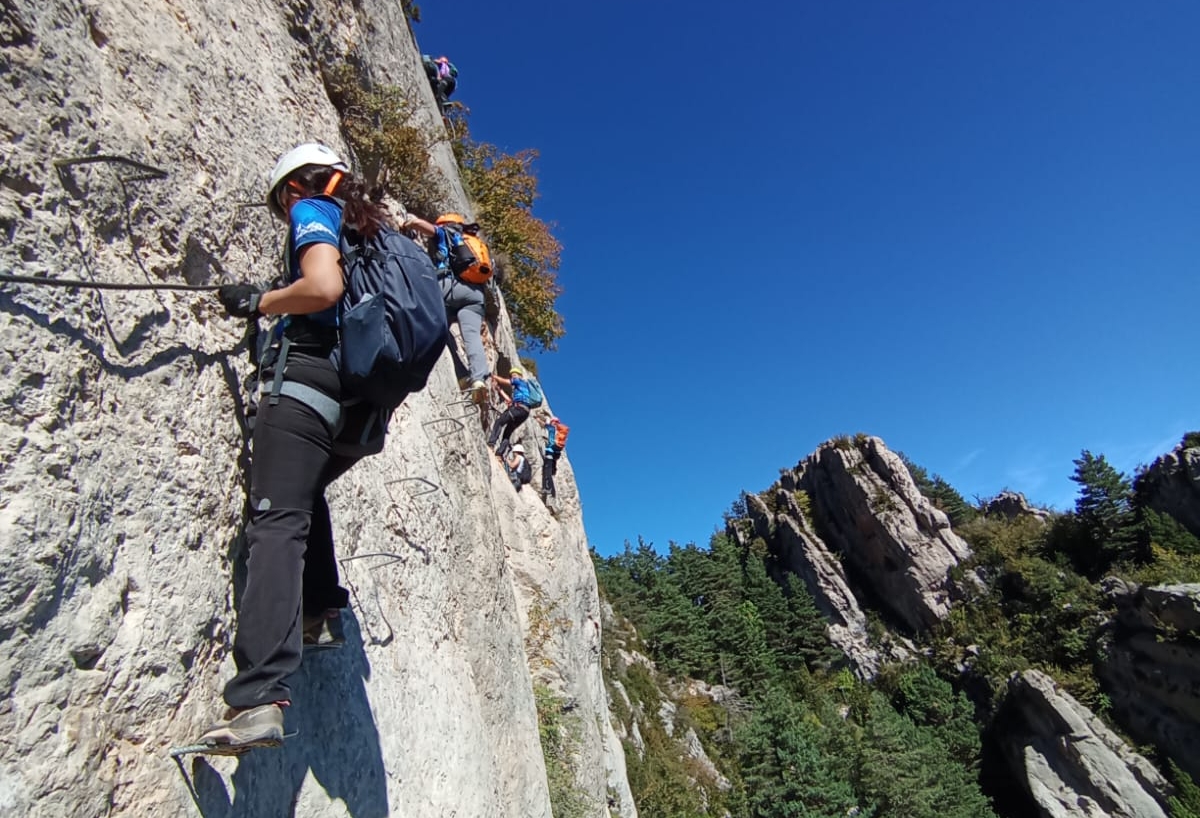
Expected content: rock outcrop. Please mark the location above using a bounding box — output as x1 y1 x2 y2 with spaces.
985 490 1052 523
1100 579 1200 782
599 603 732 810
0 1 633 816
736 492 884 678
998 669 1173 818
786 436 973 634
1135 441 1200 539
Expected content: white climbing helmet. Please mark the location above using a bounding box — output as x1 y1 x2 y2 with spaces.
266 143 349 220
512 444 525 455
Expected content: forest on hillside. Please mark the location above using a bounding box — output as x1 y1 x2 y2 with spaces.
593 439 1200 818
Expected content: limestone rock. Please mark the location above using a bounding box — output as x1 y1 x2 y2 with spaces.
1135 441 1200 539
985 490 1052 523
1100 580 1200 782
793 436 973 633
682 727 731 793
736 492 883 678
0 1 632 815
999 669 1172 818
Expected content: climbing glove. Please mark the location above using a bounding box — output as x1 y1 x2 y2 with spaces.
217 283 262 318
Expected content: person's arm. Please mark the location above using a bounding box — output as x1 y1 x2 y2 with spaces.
404 216 437 238
257 243 343 316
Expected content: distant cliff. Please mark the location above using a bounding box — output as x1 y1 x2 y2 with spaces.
596 433 1192 818
0 1 632 815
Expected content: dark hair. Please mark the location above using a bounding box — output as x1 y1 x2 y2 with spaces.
286 164 390 238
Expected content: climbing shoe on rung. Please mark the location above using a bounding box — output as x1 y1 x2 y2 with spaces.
470 380 488 405
197 703 285 751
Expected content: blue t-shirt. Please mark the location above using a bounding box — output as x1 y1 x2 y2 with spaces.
286 197 342 327
511 376 532 406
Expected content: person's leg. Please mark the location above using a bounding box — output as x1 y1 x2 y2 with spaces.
495 404 530 459
454 301 490 384
542 452 558 497
443 308 470 383
445 282 488 387
488 407 515 449
302 461 358 615
301 454 361 644
223 395 333 710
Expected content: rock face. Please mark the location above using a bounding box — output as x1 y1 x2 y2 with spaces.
1100 580 1200 782
1136 442 1200 539
735 492 884 678
789 436 972 634
599 604 731 811
998 669 1173 818
985 490 1052 523
0 2 633 816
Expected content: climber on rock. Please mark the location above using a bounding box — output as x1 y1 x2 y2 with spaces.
198 143 396 753
422 54 457 113
404 212 491 403
505 443 533 491
487 366 542 459
540 415 569 506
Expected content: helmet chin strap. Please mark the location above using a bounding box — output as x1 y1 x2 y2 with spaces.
322 170 344 196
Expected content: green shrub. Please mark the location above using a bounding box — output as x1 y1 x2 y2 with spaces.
533 683 589 818
322 65 444 217
453 119 563 351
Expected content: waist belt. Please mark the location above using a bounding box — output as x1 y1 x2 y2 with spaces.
260 334 384 451
263 380 342 429
262 334 341 429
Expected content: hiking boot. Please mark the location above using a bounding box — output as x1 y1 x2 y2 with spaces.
197 703 285 753
470 380 488 405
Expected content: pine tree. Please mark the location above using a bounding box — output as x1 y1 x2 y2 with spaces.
891 666 981 768
898 453 977 526
737 693 859 818
858 693 996 818
1066 450 1137 571
1168 760 1200 818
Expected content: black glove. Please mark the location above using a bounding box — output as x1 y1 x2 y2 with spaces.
218 283 262 318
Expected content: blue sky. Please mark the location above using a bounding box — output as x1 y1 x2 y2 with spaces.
413 2 1200 555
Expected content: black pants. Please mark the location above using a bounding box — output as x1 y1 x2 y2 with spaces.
542 451 558 497
487 403 530 458
224 358 358 709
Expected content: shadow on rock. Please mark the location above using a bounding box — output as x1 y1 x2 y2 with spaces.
186 613 389 818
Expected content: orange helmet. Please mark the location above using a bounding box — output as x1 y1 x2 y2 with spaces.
436 213 466 226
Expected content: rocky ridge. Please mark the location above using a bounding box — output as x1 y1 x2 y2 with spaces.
1137 440 1200 539
1100 579 1200 783
984 490 1052 523
790 436 974 633
736 435 971 678
0 1 633 816
999 669 1173 818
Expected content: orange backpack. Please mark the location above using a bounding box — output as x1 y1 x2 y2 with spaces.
553 421 570 449
448 231 493 284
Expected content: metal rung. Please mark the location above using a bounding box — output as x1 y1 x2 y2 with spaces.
386 476 439 498
423 415 466 436
339 552 405 570
54 155 169 188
